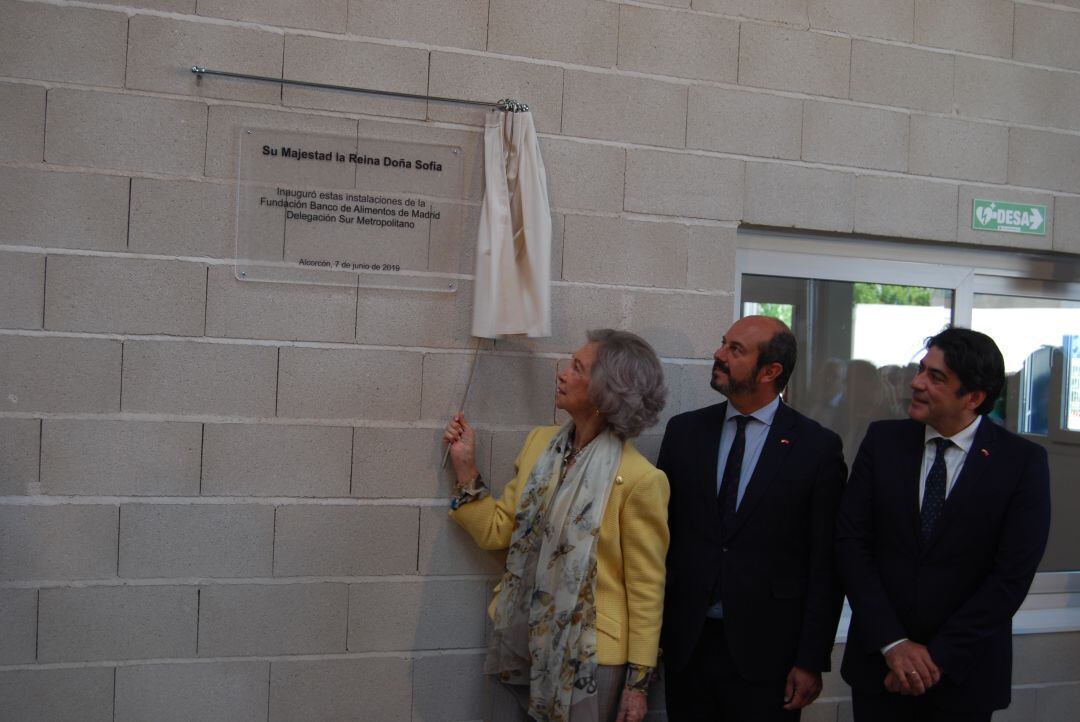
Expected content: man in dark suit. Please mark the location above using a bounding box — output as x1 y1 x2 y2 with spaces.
837 327 1051 722
659 315 847 720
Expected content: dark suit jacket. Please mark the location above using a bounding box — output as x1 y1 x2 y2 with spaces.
658 400 847 680
836 417 1051 713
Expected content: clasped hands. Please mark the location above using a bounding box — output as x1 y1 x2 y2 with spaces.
883 640 941 696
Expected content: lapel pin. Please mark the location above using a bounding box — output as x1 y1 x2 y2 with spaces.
980 448 990 457
780 438 791 445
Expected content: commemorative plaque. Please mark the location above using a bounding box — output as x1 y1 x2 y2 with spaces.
236 128 468 291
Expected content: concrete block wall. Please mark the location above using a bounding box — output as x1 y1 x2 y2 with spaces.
1 0 1078 719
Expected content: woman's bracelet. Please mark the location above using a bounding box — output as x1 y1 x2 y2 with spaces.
450 472 489 510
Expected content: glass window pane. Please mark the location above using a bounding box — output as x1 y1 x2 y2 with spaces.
743 275 953 465
971 295 1080 435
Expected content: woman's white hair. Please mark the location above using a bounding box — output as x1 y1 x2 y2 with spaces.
586 329 667 439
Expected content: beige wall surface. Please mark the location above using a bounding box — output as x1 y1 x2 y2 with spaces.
1 0 1079 719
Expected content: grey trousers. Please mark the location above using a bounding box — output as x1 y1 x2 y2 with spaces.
486 665 625 722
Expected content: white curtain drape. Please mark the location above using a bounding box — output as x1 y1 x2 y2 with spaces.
471 110 552 338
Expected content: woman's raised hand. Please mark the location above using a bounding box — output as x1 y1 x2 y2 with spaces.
443 412 478 483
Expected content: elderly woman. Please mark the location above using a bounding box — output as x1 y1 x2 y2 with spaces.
443 329 670 722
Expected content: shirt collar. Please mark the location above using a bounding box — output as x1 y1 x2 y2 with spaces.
924 415 982 455
725 395 781 427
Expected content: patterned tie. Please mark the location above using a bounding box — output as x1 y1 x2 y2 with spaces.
920 437 952 543
718 415 749 534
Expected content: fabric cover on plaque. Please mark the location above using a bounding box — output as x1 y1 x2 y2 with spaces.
471 110 552 338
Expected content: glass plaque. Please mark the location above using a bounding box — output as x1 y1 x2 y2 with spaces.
236 128 469 292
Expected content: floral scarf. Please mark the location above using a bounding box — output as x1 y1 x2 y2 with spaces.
485 423 622 722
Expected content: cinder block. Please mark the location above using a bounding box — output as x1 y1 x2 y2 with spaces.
1055 196 1080 255
1 336 121 413
1 504 118 581
489 428 533 497
803 101 908 172
563 71 687 147
348 579 485 651
819 644 848 697
739 23 851 99
0 82 45 162
277 347 422 421
122 340 277 417
0 1 126 86
801 701 840 722
909 116 1008 184
691 0 808 24
97 0 193 10
198 0 346 31
1008 128 1080 194
413 652 487 722
38 585 197 662
418 506 505 575
1013 632 1080 683
993 686 1036 722
203 423 352 496
630 290 733 359
127 16 282 104
563 215 688 288
119 504 274 578
45 256 207 335
269 657 412 722
0 418 39 495
45 89 207 176
955 57 1080 133
0 668 114 722
352 426 485 499
957 186 1053 251
354 282 474 349
849 41 953 113
494 283 629 356
41 420 201 496
0 166 128 250
116 662 269 722
674 362 717 417
348 0 487 49
1015 5 1080 72
744 162 855 233
809 0 913 41
199 583 348 656
283 35 427 119
0 589 36 663
421 353 558 425
854 175 958 242
1035 684 1080 722
205 266 356 342
541 138 625 213
489 0 618 67
0 251 44 329
687 86 802 160
429 52 563 133
914 0 1014 57
687 225 737 292
130 179 234 258
625 149 744 221
274 504 418 576
204 105 357 179
618 5 738 82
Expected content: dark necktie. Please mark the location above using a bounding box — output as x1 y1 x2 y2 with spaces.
718 415 749 533
920 437 951 543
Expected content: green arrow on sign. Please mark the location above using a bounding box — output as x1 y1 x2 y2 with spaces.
972 199 1046 235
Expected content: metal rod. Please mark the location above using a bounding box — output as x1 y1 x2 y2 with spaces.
191 66 528 111
441 338 483 469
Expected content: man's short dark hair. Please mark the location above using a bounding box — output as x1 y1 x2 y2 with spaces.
926 326 1005 416
757 320 798 393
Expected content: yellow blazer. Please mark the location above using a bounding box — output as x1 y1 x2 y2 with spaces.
450 426 670 667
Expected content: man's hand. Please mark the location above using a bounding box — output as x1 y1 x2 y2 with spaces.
782 666 822 710
615 688 647 722
883 640 941 696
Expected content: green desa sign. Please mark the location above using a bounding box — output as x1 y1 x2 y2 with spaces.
972 199 1047 236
